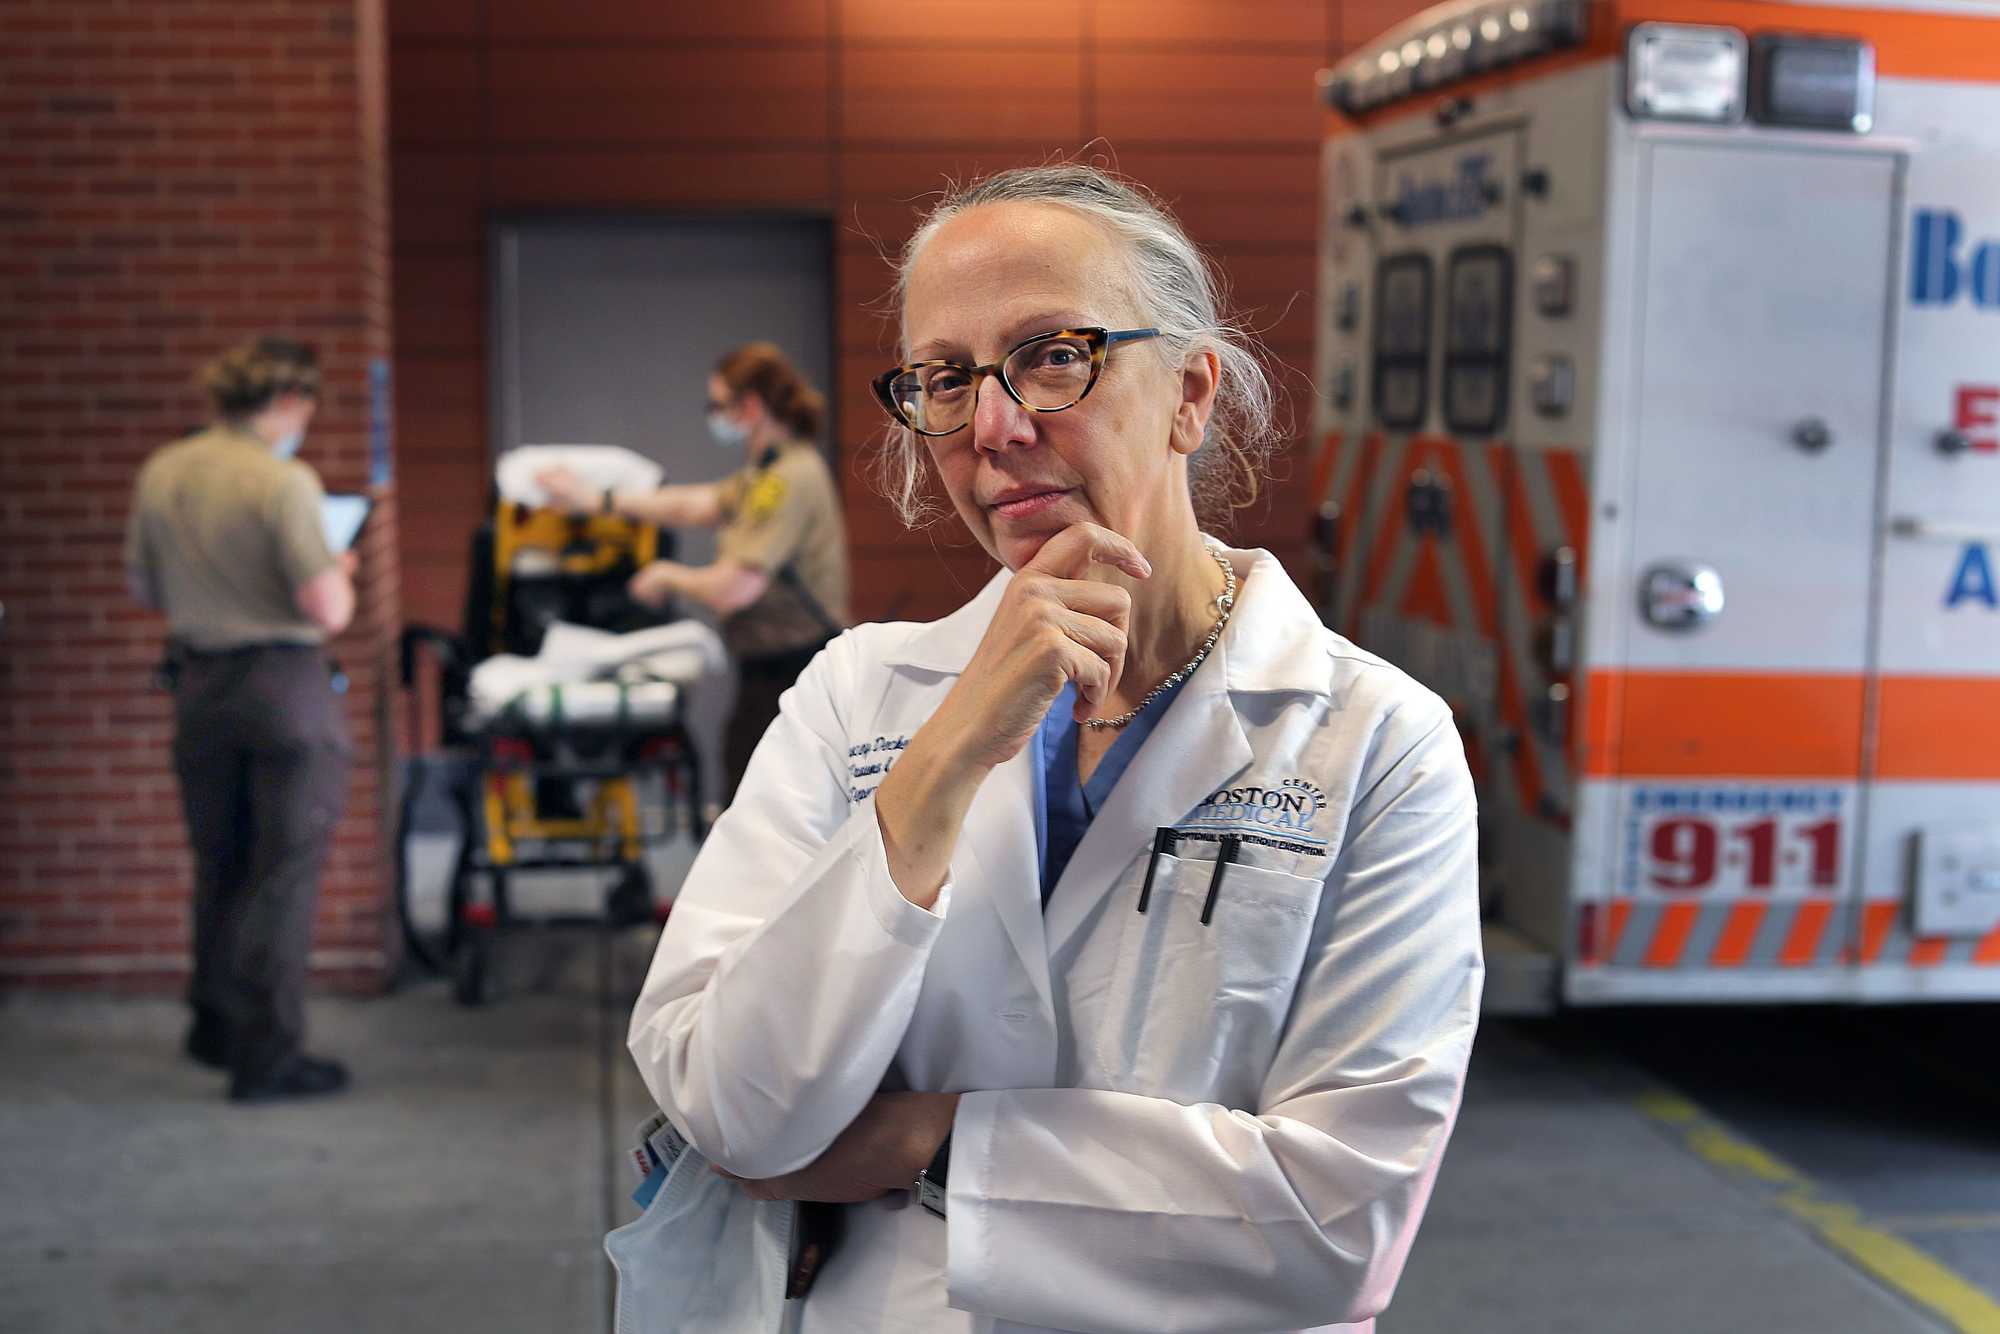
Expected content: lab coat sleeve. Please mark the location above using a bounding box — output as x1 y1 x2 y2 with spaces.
626 630 951 1179
947 703 1482 1334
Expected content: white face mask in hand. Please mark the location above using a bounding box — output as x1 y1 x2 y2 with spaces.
707 410 750 448
272 430 305 460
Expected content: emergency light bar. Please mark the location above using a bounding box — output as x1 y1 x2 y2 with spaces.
1319 0 1589 115
1626 22 1746 122
1753 34 1875 133
1320 0 1875 134
1624 24 1875 130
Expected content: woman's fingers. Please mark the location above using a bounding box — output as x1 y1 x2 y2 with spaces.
1059 637 1113 720
1045 577 1131 629
1024 522 1151 583
1057 609 1127 701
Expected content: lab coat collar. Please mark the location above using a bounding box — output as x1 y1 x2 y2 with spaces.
1213 545 1336 698
953 742 1054 1022
883 543 1334 700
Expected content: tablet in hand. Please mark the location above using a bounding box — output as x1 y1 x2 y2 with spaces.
321 493 372 553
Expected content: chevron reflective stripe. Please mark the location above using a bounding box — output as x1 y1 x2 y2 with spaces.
1592 898 2000 968
1311 428 1382 642
1859 899 2000 967
1311 430 1589 824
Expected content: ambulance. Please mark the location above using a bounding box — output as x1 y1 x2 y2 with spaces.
1308 0 2000 1010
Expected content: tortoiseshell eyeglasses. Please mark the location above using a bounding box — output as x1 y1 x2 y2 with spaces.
871 327 1161 437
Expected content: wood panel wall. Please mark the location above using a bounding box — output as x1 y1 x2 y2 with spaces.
389 0 1428 627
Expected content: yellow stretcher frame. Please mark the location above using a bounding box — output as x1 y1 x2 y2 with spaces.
477 500 664 867
485 502 661 654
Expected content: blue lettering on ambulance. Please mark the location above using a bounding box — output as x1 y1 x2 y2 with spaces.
1911 209 2000 307
1394 154 1494 226
1945 543 1998 609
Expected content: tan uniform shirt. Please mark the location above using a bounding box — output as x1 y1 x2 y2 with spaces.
124 424 336 651
714 440 849 660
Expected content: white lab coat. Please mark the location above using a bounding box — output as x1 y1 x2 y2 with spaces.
625 545 1482 1334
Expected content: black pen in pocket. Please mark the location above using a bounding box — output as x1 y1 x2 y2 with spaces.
1137 827 1178 914
1200 835 1242 926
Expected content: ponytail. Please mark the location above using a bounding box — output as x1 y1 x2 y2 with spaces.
715 342 825 441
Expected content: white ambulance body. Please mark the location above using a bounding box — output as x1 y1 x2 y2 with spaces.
1310 0 2000 1009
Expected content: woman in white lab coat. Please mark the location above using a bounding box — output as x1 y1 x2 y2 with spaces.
621 164 1483 1334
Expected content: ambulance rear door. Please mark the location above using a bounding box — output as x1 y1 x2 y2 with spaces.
1581 138 1898 1001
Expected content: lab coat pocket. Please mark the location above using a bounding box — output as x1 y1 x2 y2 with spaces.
1092 850 1321 1106
605 1127 795 1334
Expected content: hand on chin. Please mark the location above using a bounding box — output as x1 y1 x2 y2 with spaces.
999 510 1131 575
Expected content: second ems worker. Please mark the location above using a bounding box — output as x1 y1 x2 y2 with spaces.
618 166 1482 1331
537 343 848 800
125 337 356 1105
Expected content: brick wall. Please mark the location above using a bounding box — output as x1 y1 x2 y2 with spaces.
390 0 1430 630
0 0 397 991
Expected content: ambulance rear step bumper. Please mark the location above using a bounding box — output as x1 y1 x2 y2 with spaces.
1481 921 1560 1016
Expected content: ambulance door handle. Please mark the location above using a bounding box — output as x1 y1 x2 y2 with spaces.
1891 515 2000 545
1531 682 1571 745
1791 417 1832 453
1640 563 1724 630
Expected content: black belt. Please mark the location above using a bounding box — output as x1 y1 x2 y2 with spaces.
159 639 344 694
173 640 320 659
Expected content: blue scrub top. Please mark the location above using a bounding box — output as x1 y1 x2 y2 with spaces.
1030 676 1190 905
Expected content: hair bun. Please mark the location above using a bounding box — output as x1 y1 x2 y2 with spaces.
199 336 321 418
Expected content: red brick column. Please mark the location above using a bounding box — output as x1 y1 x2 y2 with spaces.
0 0 399 992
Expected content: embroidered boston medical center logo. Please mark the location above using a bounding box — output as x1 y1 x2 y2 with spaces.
1181 777 1330 856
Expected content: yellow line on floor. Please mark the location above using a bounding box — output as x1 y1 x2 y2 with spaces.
1870 1214 2000 1234
1632 1090 2000 1334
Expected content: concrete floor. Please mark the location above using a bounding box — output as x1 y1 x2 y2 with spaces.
0 925 659 1334
2 933 1979 1334
1386 1019 1964 1334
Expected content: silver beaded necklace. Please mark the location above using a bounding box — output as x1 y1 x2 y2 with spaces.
1082 540 1237 731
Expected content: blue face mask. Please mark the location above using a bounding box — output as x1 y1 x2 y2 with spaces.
272 430 305 460
707 410 750 448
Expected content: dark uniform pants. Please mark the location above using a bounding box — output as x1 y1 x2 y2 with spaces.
171 646 352 1079
723 640 827 804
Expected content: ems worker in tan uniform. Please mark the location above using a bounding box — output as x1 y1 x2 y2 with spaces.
537 342 848 802
124 337 356 1104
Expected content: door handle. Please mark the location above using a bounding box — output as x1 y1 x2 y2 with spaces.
1640 563 1724 630
1890 516 2000 544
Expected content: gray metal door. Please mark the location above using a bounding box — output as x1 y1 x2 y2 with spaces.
491 215 834 571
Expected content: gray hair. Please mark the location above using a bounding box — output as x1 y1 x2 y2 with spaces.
872 163 1280 530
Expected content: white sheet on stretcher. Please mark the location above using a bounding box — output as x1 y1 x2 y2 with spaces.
468 620 726 730
494 444 665 511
